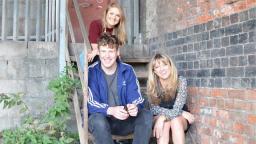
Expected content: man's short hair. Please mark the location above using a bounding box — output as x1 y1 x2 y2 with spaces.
97 33 120 50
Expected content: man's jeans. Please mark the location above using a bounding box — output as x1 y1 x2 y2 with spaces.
89 109 153 144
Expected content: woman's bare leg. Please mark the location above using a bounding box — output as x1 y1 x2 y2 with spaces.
170 116 188 144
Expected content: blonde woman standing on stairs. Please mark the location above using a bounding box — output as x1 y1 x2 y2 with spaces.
147 53 195 144
87 2 127 63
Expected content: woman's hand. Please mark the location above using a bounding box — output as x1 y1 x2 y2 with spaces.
153 115 166 139
87 49 98 62
182 111 195 124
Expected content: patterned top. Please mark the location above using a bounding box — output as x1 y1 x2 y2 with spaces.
150 76 187 120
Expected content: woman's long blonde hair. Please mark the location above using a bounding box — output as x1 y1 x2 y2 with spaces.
102 3 127 45
147 53 178 105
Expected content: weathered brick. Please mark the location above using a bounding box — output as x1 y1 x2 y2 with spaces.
199 41 207 51
243 19 256 32
227 67 244 77
210 28 224 39
211 48 226 57
241 78 251 88
183 45 188 52
186 70 197 77
213 38 221 48
233 99 251 111
249 31 256 42
176 62 186 70
207 21 213 30
239 11 249 22
211 68 225 77
211 88 228 97
249 7 256 19
194 61 199 69
228 89 246 100
197 69 211 77
186 53 197 61
248 55 256 65
224 98 235 109
245 67 256 77
222 16 230 27
213 58 221 68
239 33 248 43
247 89 256 101
198 88 211 97
231 78 243 88
198 50 211 59
187 26 194 35
248 114 256 124
230 35 239 45
221 36 229 47
187 44 194 52
244 43 256 54
208 97 217 107
188 61 193 69
230 13 239 24
221 57 229 67
214 78 223 87
167 32 173 40
225 24 242 36
207 40 213 49
175 54 185 61
252 78 256 88
230 56 247 66
213 18 222 29
226 45 243 56
200 78 207 86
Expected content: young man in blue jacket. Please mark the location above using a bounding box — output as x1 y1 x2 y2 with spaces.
84 33 152 144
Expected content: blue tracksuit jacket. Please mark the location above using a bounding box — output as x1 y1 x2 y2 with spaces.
86 60 144 115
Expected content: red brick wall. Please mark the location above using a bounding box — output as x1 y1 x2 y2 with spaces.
187 87 256 143
143 0 256 39
179 0 256 28
144 1 256 143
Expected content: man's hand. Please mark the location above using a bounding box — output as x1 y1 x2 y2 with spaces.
126 104 138 117
153 115 166 139
182 111 195 124
107 106 129 120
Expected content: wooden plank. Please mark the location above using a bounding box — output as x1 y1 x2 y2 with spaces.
1 0 7 40
36 0 41 41
72 0 89 143
45 0 49 41
65 41 86 144
13 0 19 40
25 0 30 41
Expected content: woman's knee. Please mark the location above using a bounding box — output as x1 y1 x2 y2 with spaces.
170 116 185 130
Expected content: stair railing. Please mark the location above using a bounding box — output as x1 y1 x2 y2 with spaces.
66 0 91 143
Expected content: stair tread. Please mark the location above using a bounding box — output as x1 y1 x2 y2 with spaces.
123 58 150 63
136 71 148 78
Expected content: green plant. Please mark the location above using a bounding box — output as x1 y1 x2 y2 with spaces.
1 66 81 144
